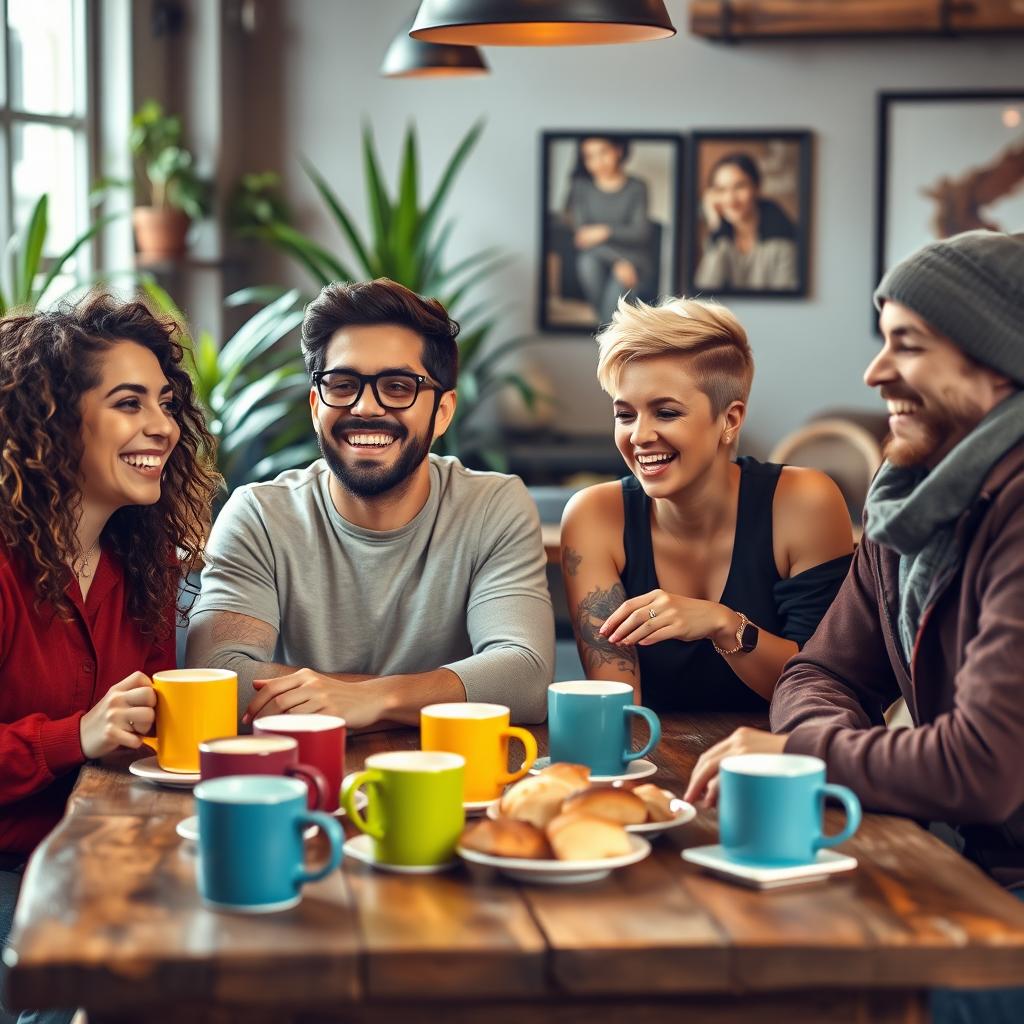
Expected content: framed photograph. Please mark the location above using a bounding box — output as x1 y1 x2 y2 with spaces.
687 130 812 298
539 131 684 333
876 91 1024 289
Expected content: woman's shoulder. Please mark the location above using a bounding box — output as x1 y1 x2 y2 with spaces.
772 465 854 573
561 480 625 537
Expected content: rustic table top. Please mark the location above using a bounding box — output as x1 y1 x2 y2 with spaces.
8 712 1024 1021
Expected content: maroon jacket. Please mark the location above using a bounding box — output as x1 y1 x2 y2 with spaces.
771 445 1024 888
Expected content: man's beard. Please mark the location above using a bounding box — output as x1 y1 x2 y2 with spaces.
318 416 434 498
882 396 980 468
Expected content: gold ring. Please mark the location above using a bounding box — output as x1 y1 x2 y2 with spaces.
648 607 657 620
128 719 135 731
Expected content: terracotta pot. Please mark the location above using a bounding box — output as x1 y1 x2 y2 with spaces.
132 206 190 263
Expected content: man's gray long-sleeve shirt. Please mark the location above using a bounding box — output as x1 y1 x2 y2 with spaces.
190 455 554 723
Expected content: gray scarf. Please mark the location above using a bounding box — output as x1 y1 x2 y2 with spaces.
864 391 1024 665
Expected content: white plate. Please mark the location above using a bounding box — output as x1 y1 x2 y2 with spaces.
528 756 658 783
176 815 318 844
464 797 500 816
486 794 696 838
343 833 458 874
458 833 651 885
128 756 199 788
682 844 858 889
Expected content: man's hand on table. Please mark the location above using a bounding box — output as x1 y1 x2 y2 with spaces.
243 669 389 730
684 727 788 807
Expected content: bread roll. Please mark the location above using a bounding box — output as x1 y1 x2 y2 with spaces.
500 774 577 828
539 762 591 789
561 787 647 826
461 818 551 860
632 784 676 823
546 811 633 861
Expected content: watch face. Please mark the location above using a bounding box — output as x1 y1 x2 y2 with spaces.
739 622 759 652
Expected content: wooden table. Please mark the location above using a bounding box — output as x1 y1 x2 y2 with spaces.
7 713 1024 1024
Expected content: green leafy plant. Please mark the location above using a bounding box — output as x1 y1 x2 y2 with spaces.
142 279 318 491
233 122 541 468
130 100 210 219
0 194 116 314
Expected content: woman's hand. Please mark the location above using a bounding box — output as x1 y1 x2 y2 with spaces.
79 671 156 758
702 190 722 233
612 259 638 290
575 224 611 249
599 589 737 647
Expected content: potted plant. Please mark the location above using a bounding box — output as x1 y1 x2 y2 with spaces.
130 100 210 263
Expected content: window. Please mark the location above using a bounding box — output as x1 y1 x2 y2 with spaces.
0 0 91 303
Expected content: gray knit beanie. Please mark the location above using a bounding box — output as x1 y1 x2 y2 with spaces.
873 229 1024 385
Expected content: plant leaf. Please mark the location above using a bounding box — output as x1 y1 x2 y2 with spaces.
219 369 308 436
34 212 121 306
263 223 356 285
391 125 420 286
245 441 321 483
362 122 393 271
217 399 298 457
301 157 375 278
226 284 292 308
16 195 48 305
419 120 483 253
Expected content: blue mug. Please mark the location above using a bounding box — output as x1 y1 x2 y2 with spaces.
719 753 861 867
548 680 661 776
195 775 343 913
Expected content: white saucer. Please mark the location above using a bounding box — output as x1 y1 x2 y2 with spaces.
485 793 694 838
682 844 858 889
176 815 318 844
458 833 651 885
128 756 199 788
528 756 658 783
464 797 500 816
342 833 458 874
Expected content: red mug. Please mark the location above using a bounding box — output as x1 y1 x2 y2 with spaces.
199 734 328 810
253 714 347 811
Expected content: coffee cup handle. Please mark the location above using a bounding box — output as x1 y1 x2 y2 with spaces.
623 705 661 762
815 784 862 850
294 812 344 885
286 762 329 811
498 727 538 784
342 769 383 839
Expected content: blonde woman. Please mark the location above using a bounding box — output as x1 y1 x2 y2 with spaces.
560 297 853 711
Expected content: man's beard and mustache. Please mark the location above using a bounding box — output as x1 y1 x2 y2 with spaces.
318 416 434 498
881 388 983 468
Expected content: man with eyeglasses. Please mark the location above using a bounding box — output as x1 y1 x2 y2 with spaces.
187 278 554 729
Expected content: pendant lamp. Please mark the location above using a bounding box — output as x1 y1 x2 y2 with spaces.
381 15 489 77
410 0 676 46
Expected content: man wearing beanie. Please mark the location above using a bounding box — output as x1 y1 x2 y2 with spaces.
686 229 1024 1022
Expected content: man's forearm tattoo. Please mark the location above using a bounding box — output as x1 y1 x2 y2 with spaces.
563 546 582 577
574 583 639 675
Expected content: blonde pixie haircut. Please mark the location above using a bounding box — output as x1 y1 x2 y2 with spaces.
596 296 754 417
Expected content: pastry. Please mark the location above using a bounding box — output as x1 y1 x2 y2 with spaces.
539 762 591 789
460 818 551 860
561 787 647 826
632 784 676 823
546 811 633 861
500 773 576 828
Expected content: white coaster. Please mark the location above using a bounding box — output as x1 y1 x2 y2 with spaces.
528 756 657 783
128 756 199 788
458 833 651 885
682 844 858 889
343 833 458 874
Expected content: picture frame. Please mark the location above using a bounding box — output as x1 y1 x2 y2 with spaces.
687 130 812 298
876 90 1024 294
538 130 684 333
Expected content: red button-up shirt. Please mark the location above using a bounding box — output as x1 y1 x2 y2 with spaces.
0 545 175 856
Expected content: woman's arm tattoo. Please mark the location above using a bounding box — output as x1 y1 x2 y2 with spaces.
562 546 582 577
574 583 639 675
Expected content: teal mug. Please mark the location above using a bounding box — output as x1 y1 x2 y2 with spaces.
547 680 661 776
195 775 343 913
719 753 861 867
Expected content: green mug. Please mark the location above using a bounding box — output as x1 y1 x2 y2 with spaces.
342 750 465 867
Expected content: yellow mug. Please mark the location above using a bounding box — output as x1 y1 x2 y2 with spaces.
420 702 537 802
144 669 238 773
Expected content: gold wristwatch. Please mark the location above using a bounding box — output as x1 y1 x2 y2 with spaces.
712 611 759 656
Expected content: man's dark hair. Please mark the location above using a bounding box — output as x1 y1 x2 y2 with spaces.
301 278 460 390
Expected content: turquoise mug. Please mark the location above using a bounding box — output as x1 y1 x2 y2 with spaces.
547 680 661 776
195 775 343 913
719 753 861 867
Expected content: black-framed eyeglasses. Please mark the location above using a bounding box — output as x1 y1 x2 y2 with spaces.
312 370 440 410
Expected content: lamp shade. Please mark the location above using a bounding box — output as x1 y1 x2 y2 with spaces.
410 0 676 46
381 15 489 77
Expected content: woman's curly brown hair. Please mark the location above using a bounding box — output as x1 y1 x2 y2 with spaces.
0 291 221 634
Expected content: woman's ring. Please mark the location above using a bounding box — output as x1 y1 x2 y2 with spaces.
648 607 657 620
128 719 135 732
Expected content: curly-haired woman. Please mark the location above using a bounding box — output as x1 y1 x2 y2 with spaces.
0 292 218 1024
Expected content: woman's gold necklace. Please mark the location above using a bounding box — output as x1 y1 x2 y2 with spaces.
74 541 101 579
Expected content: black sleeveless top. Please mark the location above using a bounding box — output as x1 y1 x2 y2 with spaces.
621 457 790 713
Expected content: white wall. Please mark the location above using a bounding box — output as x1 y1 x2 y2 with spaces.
236 0 1024 456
